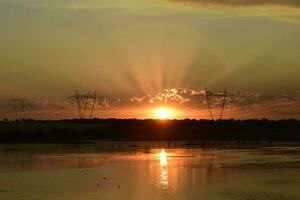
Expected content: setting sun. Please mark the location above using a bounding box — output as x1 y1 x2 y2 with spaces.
153 107 176 119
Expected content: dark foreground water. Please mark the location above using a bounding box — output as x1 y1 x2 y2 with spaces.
0 143 300 200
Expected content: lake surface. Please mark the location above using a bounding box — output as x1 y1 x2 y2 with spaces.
0 143 300 200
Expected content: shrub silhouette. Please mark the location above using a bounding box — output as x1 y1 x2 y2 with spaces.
0 119 299 143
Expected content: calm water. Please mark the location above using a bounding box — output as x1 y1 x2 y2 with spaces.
0 143 300 200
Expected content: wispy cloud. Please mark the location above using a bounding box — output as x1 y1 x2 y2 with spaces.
167 0 300 23
169 0 300 7
1 88 299 119
130 88 203 104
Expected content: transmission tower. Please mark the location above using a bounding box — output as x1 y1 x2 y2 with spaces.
69 90 97 119
204 86 227 120
10 96 34 121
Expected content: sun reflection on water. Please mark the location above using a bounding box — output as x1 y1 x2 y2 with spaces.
159 150 168 191
160 150 167 167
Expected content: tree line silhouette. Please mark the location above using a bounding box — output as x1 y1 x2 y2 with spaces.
0 119 299 143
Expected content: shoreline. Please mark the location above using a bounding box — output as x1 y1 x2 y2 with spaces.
1 141 300 151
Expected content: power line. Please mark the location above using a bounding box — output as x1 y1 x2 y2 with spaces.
204 86 228 120
10 96 34 121
69 90 97 119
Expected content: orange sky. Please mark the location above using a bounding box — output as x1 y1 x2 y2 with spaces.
0 0 300 119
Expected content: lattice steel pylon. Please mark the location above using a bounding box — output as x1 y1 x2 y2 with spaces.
69 90 97 119
204 86 228 120
10 96 34 121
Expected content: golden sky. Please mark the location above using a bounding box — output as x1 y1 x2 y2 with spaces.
0 0 300 119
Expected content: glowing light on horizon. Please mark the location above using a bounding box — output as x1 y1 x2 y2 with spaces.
152 107 178 119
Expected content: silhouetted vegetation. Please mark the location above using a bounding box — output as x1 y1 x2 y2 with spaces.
0 119 299 143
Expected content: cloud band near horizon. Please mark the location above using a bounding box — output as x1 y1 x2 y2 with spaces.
1 88 300 120
169 0 300 7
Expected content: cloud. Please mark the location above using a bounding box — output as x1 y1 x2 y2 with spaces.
1 88 300 119
167 0 300 23
129 88 300 109
130 88 203 104
169 0 300 7
128 88 300 119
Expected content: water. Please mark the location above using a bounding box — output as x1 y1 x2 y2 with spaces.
0 143 300 200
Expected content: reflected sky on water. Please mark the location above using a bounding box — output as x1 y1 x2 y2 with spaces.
0 145 300 200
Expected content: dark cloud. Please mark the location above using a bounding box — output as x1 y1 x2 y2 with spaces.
169 0 300 7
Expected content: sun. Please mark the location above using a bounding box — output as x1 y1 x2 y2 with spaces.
153 107 175 120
